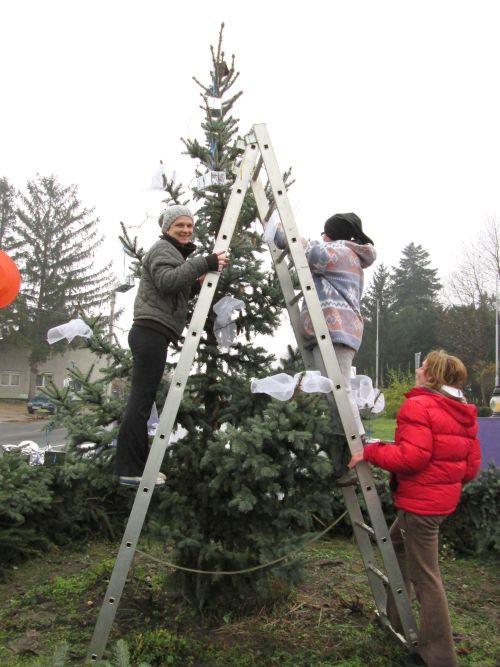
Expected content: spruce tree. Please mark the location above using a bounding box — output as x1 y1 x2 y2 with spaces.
6 175 114 397
386 243 442 370
51 26 344 614
131 26 340 611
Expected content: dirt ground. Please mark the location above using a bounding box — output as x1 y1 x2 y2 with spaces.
0 537 498 666
0 401 44 423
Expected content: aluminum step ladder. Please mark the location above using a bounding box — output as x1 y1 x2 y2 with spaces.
87 123 418 663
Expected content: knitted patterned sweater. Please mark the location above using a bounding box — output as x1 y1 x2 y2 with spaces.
275 230 376 351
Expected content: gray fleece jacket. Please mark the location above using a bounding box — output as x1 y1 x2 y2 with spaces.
133 238 210 340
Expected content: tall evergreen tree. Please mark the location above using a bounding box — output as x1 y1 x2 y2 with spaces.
390 242 441 311
7 175 114 396
151 26 326 609
386 243 442 370
51 26 345 615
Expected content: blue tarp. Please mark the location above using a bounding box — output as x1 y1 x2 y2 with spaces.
477 418 500 470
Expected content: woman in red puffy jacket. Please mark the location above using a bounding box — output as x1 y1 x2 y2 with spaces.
349 349 481 667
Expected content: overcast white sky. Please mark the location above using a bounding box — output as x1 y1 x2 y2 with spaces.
2 1 499 351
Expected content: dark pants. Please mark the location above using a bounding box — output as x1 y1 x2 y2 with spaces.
115 325 169 477
387 510 458 667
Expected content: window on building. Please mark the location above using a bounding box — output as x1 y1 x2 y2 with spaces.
0 372 21 386
36 373 53 388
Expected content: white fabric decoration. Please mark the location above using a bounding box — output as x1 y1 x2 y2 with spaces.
3 440 44 465
147 402 159 436
47 318 92 344
196 171 227 189
251 373 296 401
250 371 334 401
151 162 166 189
300 370 335 394
350 375 385 415
213 296 244 351
207 96 222 111
263 210 280 244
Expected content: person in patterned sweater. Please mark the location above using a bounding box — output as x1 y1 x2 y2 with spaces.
274 212 376 481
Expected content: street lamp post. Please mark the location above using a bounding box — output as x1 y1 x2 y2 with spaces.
490 275 500 416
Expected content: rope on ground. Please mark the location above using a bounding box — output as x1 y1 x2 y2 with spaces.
135 510 348 576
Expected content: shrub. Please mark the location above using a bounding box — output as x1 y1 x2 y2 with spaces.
0 452 54 569
442 465 500 558
46 452 133 545
0 451 134 574
382 369 414 418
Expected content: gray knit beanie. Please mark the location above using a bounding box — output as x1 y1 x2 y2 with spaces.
158 205 194 234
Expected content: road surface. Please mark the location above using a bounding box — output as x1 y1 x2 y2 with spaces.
0 422 67 449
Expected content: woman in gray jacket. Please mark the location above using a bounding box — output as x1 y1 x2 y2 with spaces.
116 205 228 486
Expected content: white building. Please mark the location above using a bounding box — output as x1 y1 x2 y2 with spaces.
0 341 107 400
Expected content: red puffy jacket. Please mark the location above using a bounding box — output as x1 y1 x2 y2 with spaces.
363 387 481 515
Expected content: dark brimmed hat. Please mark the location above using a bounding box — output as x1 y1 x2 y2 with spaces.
324 213 374 245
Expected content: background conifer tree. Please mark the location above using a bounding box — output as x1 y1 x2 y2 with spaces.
385 242 442 370
4 174 114 397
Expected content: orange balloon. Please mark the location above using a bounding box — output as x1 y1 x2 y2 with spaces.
0 250 21 308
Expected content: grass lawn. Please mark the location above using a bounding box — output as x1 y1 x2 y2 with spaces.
0 536 498 666
362 417 396 442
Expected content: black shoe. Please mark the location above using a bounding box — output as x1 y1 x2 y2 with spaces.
334 469 358 487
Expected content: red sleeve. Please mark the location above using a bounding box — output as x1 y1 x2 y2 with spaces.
463 437 481 482
363 399 433 474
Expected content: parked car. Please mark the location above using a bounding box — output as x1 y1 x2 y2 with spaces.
27 394 56 415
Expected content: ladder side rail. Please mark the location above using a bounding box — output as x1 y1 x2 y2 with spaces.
250 176 316 371
257 127 418 649
251 126 417 646
87 144 260 663
310 331 419 646
341 486 390 612
251 124 363 453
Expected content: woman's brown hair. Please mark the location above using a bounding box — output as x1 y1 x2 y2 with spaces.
423 349 467 390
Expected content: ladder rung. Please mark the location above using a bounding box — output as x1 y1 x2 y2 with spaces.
368 563 389 585
289 291 303 306
253 156 263 181
354 520 375 537
264 201 276 222
275 248 289 264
